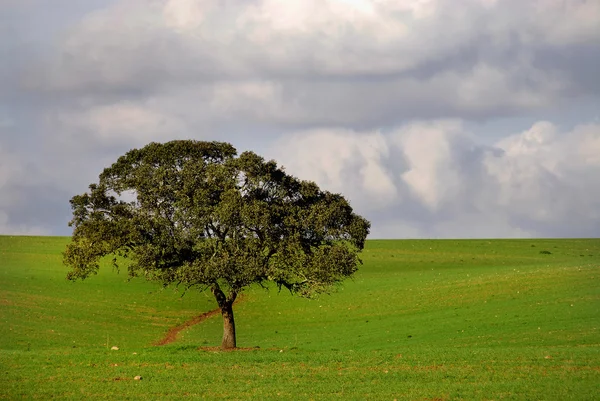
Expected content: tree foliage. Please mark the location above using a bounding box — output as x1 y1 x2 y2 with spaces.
64 140 370 348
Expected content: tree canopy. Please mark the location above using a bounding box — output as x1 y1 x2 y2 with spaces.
64 140 370 348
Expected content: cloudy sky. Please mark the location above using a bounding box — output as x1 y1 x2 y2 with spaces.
1 0 599 238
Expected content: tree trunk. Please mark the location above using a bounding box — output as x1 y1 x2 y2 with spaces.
220 301 236 349
211 284 237 349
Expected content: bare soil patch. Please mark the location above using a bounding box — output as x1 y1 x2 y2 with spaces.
154 309 220 346
153 296 245 346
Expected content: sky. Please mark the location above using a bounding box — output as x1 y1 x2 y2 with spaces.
1 0 599 238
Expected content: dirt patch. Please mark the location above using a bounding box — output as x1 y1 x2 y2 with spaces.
154 295 247 346
154 309 221 346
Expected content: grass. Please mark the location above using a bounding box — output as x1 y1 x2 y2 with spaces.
1 236 599 399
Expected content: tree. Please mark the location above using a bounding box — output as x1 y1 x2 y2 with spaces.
64 140 370 349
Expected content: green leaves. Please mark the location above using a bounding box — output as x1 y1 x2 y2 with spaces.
64 140 370 299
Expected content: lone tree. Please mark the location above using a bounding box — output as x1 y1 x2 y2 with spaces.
64 140 370 349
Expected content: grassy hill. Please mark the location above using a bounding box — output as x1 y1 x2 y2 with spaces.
1 236 599 399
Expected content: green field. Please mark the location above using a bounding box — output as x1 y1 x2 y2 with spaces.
1 236 599 400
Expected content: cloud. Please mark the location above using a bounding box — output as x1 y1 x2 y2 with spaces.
521 0 600 46
0 143 24 203
394 120 481 212
0 212 50 236
24 0 598 128
1 0 598 237
270 120 600 238
270 129 398 211
54 101 190 147
485 122 600 232
0 143 53 235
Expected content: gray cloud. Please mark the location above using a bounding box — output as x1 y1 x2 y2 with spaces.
25 0 598 124
0 0 599 237
0 141 57 235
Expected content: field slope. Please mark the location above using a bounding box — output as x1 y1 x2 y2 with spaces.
1 236 599 400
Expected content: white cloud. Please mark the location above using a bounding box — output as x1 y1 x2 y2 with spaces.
270 129 398 211
574 123 600 166
54 101 189 146
485 121 600 226
524 0 600 46
163 0 213 32
270 120 600 238
394 120 467 211
209 81 299 123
